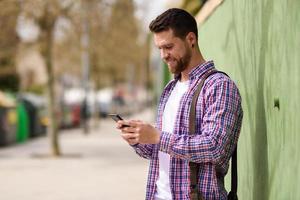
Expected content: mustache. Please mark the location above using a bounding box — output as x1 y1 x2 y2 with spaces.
164 57 175 63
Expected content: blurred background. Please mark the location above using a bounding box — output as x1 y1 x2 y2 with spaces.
0 0 299 200
0 0 174 149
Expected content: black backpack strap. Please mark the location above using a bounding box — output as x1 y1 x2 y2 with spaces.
228 146 238 200
189 69 218 200
189 69 219 134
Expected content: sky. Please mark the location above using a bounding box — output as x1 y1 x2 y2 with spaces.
135 0 169 22
134 0 181 31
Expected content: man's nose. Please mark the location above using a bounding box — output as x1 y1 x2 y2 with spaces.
161 50 169 60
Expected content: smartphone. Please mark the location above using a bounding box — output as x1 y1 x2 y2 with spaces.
108 114 130 128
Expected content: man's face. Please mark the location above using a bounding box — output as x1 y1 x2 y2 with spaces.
154 29 192 75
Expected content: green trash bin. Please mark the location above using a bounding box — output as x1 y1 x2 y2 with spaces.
20 93 47 137
16 102 29 143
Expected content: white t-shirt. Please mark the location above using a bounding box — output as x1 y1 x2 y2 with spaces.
154 80 189 200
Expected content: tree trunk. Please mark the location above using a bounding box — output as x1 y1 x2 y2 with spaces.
44 23 61 157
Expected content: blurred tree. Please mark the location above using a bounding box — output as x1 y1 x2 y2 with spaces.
54 0 149 89
0 0 21 91
104 0 146 86
53 16 81 78
21 0 76 156
180 0 225 25
180 0 206 16
9 0 150 155
88 0 110 89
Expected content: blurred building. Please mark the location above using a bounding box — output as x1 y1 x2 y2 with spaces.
16 45 48 90
16 15 47 91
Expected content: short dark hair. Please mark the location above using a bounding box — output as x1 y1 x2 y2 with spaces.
149 8 198 40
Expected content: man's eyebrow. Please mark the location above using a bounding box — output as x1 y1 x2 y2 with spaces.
158 43 173 49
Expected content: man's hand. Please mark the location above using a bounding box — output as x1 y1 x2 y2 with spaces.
117 120 160 145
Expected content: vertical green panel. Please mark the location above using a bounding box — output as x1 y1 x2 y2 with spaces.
198 0 300 199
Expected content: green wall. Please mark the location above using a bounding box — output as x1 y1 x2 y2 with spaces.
198 0 300 199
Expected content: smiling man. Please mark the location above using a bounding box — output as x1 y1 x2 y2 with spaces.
117 8 243 200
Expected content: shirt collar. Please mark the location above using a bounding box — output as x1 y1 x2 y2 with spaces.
174 60 215 81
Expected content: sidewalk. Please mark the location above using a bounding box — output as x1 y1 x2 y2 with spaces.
0 108 156 200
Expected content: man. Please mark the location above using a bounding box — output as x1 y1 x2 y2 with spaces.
117 8 243 200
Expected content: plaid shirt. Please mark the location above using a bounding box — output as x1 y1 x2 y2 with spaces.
133 61 243 200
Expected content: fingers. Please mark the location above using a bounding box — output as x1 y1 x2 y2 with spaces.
116 119 144 146
121 126 137 134
130 120 142 124
117 120 142 129
117 120 130 129
121 133 138 140
121 133 139 145
127 120 142 128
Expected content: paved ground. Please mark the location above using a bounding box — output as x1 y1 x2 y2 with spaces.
0 109 155 200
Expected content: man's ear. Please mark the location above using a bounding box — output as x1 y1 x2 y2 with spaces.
186 32 197 48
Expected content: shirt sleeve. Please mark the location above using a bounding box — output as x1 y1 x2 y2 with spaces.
158 78 243 165
131 143 155 160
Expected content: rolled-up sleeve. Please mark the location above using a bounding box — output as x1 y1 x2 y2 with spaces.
158 78 243 164
132 143 155 160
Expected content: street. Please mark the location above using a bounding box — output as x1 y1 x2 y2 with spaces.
0 109 155 200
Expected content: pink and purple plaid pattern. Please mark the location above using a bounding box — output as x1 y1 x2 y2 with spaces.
133 61 243 200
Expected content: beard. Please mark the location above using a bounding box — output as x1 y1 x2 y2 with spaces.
165 47 192 75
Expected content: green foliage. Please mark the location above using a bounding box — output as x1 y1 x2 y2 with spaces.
0 0 20 92
181 0 207 16
102 0 145 84
0 73 20 92
26 84 45 95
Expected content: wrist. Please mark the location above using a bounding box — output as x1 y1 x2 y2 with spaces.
155 130 160 144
